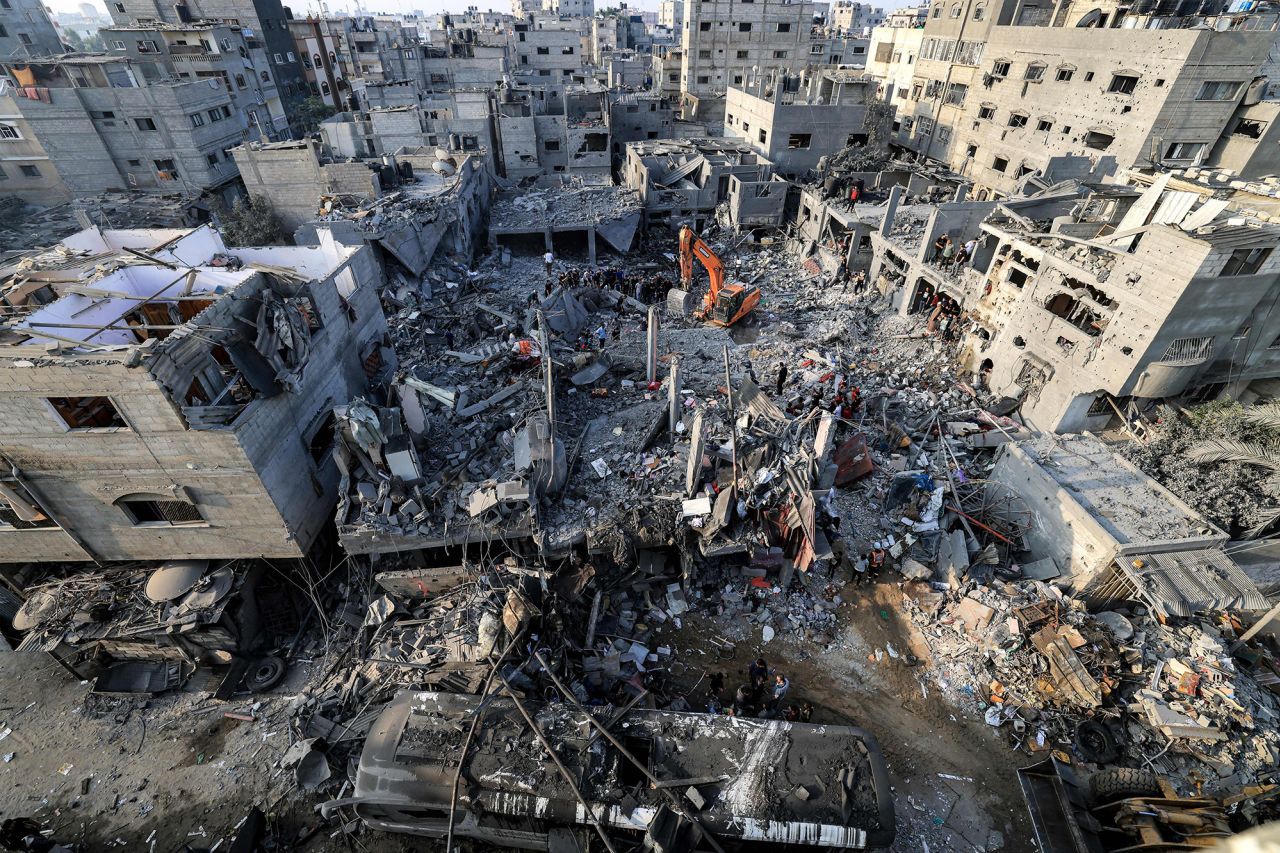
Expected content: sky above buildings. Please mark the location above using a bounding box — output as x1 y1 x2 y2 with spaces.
47 0 915 21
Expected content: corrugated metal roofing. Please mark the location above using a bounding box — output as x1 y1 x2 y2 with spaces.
1119 549 1269 618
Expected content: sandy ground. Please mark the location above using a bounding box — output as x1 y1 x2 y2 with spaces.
657 578 1036 853
0 653 426 852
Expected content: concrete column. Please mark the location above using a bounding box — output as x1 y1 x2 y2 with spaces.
544 227 554 252
587 228 597 265
953 183 969 203
668 356 682 434
646 305 659 384
879 185 902 238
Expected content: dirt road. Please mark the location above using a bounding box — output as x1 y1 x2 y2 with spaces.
658 580 1036 852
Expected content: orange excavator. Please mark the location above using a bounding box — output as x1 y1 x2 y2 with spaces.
678 225 760 327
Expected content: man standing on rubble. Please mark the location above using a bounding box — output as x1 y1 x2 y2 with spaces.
775 361 789 397
748 657 769 696
770 673 791 711
594 323 608 349
543 250 555 280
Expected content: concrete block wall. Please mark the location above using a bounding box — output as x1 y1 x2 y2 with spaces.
0 354 299 563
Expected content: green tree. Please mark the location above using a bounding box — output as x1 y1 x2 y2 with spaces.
216 196 286 246
292 96 337 135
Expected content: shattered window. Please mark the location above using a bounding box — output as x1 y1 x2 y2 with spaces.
1163 141 1204 161
1232 119 1266 139
1007 112 1027 128
118 496 204 526
1197 80 1242 101
47 397 128 431
0 478 56 529
1083 130 1114 150
1159 336 1214 362
1107 74 1138 95
1221 247 1272 277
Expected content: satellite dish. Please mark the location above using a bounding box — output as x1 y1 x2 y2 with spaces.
145 559 211 603
174 565 234 611
12 590 58 631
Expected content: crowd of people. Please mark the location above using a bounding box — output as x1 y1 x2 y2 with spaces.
703 659 812 722
540 251 674 306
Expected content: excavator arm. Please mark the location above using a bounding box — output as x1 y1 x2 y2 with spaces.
678 225 725 308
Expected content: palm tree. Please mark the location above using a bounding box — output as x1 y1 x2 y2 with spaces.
1186 401 1280 538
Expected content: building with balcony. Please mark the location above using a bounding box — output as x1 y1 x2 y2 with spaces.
871 174 1280 433
104 0 308 132
0 224 388 563
288 17 356 109
99 21 289 136
0 56 249 206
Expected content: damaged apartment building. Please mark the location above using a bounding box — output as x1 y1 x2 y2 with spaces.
624 136 788 230
871 170 1280 432
0 55 253 207
724 68 886 178
0 223 387 563
232 137 492 278
868 0 1280 197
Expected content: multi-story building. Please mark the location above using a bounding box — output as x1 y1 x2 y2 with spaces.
494 80 610 182
103 0 309 132
652 43 682 96
659 0 684 29
288 17 355 109
679 0 819 122
869 173 1280 433
724 69 882 176
0 56 248 206
510 14 590 85
99 21 289 136
0 0 64 57
830 1 884 33
0 223 387 563
865 19 924 102
882 0 1278 197
542 0 593 15
884 6 927 27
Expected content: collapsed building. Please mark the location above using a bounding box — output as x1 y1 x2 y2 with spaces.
0 224 387 563
869 171 1280 433
724 69 885 179
624 137 789 231
232 138 493 279
325 690 896 849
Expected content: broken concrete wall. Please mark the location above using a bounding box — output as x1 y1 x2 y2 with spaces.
231 141 382 235
727 174 789 229
497 113 542 179
990 435 1226 588
227 237 391 555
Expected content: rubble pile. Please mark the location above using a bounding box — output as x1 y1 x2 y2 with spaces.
490 185 641 230
904 579 1280 794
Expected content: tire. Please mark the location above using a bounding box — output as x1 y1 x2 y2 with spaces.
1089 767 1162 805
1074 720 1120 764
244 655 286 692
